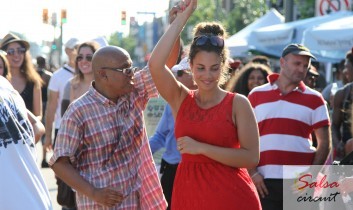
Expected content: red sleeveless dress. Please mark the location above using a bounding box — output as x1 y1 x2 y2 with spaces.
171 91 261 210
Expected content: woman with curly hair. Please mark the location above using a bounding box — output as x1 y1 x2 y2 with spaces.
226 62 272 96
148 1 261 209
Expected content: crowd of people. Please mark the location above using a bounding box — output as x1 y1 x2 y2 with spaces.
1 0 353 209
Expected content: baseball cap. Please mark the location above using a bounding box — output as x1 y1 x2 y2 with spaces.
308 66 319 77
171 57 190 72
64 38 80 49
282 44 316 60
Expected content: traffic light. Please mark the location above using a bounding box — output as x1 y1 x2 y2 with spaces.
121 11 126 25
42 9 49 24
51 43 57 50
61 9 67 23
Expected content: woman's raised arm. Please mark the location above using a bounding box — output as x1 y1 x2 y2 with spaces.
148 0 197 110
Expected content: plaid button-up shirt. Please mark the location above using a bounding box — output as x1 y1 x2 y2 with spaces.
50 67 166 209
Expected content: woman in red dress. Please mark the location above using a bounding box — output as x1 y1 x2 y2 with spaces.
148 1 261 209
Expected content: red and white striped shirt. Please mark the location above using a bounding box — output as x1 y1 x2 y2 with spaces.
248 74 330 179
50 67 167 209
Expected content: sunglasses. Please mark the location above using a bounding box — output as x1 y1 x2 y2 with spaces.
76 55 93 62
101 66 137 76
193 35 224 48
176 70 191 77
6 47 26 56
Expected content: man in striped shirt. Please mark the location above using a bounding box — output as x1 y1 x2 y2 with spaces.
49 46 167 209
248 44 331 210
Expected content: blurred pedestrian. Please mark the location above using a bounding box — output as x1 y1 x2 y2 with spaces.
250 55 271 67
332 48 353 160
321 59 347 107
61 41 100 115
248 43 331 209
0 76 52 209
36 55 53 168
0 33 43 119
148 1 261 209
0 50 11 80
226 62 272 96
304 64 320 89
149 57 197 209
49 45 179 209
44 37 79 210
44 37 79 151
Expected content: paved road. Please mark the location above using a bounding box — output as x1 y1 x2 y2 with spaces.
35 142 61 210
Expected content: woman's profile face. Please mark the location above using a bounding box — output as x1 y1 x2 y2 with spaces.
248 69 265 91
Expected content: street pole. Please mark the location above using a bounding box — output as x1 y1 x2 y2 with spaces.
59 23 63 66
284 0 294 22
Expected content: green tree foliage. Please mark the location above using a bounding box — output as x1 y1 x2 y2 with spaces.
295 0 315 19
224 0 268 36
108 32 137 60
180 0 269 44
180 0 221 43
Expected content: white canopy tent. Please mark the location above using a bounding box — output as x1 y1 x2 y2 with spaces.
247 11 353 63
302 15 353 62
225 8 284 58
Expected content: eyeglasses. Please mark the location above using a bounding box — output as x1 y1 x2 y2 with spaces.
6 47 26 56
193 35 224 48
176 70 191 77
76 55 93 62
101 66 137 76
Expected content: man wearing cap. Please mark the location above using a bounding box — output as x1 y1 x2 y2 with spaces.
44 37 79 209
304 65 320 89
149 57 196 210
44 37 79 151
248 44 331 209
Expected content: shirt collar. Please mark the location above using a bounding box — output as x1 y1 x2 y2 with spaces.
89 82 115 107
268 73 306 92
89 81 131 108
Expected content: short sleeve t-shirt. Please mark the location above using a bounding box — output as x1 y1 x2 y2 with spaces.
48 64 75 128
0 76 52 209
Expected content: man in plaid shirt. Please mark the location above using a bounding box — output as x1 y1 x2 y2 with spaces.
49 46 167 209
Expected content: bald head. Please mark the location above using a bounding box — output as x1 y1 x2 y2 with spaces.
91 46 135 101
92 46 131 72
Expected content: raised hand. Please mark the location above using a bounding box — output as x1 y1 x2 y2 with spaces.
174 0 197 20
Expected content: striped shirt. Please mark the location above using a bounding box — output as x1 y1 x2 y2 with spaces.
49 67 167 209
248 74 330 179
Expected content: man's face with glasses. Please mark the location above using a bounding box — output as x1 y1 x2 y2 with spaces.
100 61 138 97
101 66 137 76
5 42 26 69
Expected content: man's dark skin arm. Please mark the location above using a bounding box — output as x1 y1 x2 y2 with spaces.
331 88 345 158
52 157 124 207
